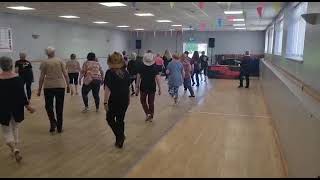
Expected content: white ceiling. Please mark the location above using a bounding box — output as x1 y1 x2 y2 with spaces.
0 2 285 32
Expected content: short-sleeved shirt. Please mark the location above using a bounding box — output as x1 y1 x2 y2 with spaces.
40 57 67 89
104 69 130 105
138 64 158 93
82 61 103 81
15 59 34 82
167 60 184 87
155 57 164 66
66 59 81 73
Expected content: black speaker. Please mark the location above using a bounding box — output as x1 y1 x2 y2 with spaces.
208 38 215 48
136 40 141 49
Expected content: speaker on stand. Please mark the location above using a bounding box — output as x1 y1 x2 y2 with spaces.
136 40 141 56
208 38 215 65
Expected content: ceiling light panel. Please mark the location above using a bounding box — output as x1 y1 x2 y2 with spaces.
117 25 130 27
93 21 109 24
224 11 243 15
99 2 127 7
7 6 35 10
231 19 245 22
134 28 144 30
235 27 246 30
134 13 154 16
233 24 246 26
171 25 182 27
59 15 80 19
156 20 172 23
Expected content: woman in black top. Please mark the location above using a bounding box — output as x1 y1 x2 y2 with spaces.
104 52 130 149
15 52 34 100
0 56 35 163
127 52 138 95
191 51 201 87
135 52 161 122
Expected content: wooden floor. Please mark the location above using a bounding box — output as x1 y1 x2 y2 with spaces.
0 76 285 178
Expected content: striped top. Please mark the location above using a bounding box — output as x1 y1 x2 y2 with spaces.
81 61 104 80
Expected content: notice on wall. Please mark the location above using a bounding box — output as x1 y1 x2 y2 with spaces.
0 28 13 52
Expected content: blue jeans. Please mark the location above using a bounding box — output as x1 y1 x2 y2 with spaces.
183 78 194 96
168 85 179 98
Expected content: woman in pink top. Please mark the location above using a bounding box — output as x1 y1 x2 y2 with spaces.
154 53 164 74
79 52 104 112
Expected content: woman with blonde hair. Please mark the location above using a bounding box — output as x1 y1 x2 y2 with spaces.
104 52 130 148
163 49 172 79
166 53 185 104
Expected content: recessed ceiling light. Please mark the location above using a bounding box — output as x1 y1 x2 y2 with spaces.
99 2 127 7
134 13 154 17
156 20 172 23
230 18 245 22
117 25 130 28
7 6 35 10
233 24 246 26
224 10 243 15
134 28 144 31
235 27 246 30
93 21 109 24
59 15 80 19
171 25 182 27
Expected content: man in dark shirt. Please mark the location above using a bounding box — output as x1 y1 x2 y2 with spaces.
238 51 251 88
15 52 34 100
200 51 209 82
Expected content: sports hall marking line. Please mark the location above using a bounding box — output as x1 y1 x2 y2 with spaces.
193 132 204 145
188 111 271 119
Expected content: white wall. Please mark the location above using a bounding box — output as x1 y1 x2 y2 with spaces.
0 12 130 60
128 31 265 56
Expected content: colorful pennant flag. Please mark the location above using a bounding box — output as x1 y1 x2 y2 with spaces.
198 2 205 9
272 2 281 13
216 18 224 28
199 22 206 31
170 2 174 8
257 6 263 18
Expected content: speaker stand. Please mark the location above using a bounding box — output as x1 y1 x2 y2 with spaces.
210 47 214 65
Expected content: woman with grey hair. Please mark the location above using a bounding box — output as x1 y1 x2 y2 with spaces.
38 47 70 133
0 56 35 163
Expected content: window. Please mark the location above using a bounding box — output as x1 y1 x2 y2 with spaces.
183 42 207 58
264 29 269 53
285 2 308 61
267 25 274 54
274 14 284 55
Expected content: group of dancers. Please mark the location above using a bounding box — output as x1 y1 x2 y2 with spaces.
0 47 211 163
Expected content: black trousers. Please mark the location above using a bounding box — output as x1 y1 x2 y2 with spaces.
107 102 129 141
239 71 250 87
44 88 65 131
130 76 136 93
191 70 200 86
23 80 32 100
82 80 101 109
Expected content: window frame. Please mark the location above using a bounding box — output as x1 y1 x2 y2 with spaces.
274 14 284 56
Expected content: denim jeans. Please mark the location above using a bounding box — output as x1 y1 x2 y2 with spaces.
183 78 194 96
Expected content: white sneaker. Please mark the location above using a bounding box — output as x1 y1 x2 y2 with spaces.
82 107 89 113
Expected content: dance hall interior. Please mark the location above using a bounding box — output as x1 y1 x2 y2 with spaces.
0 1 319 178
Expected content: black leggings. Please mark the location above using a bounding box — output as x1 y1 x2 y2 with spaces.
107 103 129 140
191 70 200 86
82 80 101 109
44 88 65 131
68 73 79 85
23 81 32 100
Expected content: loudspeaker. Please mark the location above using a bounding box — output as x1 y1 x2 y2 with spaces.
136 40 141 49
208 38 215 48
